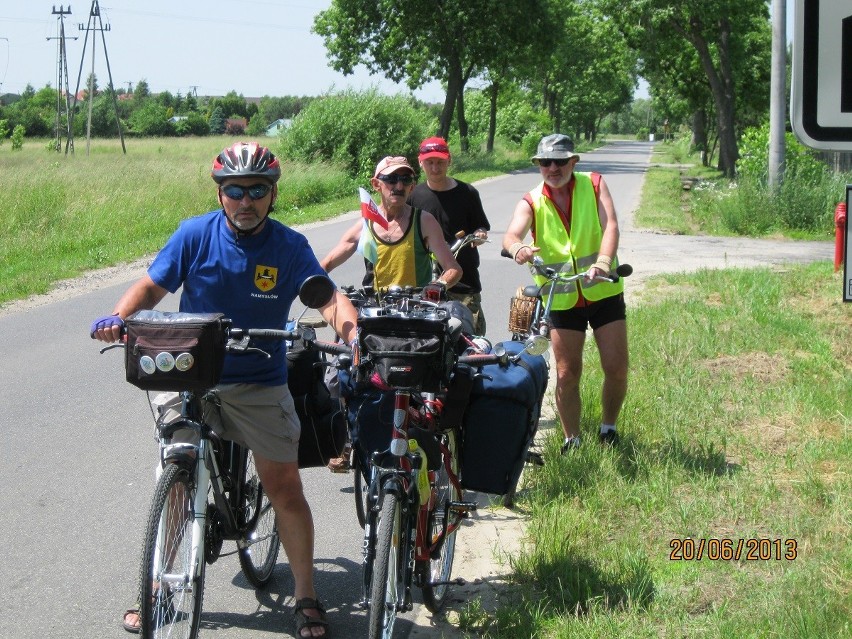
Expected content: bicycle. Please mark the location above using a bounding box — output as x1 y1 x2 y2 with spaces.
505 252 633 341
336 293 542 638
99 275 349 639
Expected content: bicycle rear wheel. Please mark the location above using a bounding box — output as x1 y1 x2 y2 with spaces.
367 490 403 639
140 462 204 639
238 449 280 587
418 428 461 612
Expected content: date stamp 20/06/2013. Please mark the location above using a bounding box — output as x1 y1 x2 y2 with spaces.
669 538 798 561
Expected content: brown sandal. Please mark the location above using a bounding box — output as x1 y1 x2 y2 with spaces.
293 597 330 638
122 605 141 633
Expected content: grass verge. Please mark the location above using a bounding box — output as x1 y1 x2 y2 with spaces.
460 263 850 638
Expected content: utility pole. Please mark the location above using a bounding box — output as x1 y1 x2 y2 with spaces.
72 0 125 155
768 0 786 190
48 6 77 154
0 37 7 99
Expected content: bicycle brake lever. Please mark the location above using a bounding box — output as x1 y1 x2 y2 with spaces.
99 343 125 354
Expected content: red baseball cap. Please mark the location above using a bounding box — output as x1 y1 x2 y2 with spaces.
418 136 450 161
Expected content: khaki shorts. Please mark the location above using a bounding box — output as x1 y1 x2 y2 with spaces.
151 384 301 464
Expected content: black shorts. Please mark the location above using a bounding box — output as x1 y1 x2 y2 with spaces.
549 294 626 333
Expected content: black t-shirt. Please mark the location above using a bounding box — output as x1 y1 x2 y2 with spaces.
408 180 490 294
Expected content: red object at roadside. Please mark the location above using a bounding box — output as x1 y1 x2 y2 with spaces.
835 202 847 273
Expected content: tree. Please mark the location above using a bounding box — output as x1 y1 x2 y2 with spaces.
209 106 226 135
209 91 247 119
133 79 151 102
313 0 548 150
128 101 173 136
598 0 769 177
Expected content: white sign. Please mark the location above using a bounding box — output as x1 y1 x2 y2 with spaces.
791 0 852 150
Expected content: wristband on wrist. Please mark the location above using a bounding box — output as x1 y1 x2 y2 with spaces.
509 242 529 259
592 255 612 272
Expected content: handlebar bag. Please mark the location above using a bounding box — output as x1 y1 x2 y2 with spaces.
124 310 227 392
358 315 454 393
460 340 549 495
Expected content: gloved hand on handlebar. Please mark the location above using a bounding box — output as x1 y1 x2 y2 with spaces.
422 280 447 302
90 314 124 339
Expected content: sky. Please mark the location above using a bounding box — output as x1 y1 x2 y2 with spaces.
0 1 798 105
0 0 446 101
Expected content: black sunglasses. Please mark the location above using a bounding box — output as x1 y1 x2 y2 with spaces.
537 158 571 167
221 183 272 201
377 173 416 186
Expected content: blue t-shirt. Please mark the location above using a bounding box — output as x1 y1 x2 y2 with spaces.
147 210 327 385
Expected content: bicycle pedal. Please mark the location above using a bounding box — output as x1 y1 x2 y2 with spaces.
449 500 478 513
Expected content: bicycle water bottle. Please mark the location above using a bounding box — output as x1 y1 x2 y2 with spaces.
408 440 430 506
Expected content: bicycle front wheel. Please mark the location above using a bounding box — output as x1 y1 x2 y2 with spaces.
418 428 461 612
353 450 369 529
238 449 280 587
367 490 403 639
140 462 204 639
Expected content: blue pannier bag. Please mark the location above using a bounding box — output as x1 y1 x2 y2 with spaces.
460 340 549 495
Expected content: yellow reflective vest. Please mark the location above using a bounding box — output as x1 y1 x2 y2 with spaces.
529 172 623 310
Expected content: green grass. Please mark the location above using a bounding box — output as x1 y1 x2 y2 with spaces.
0 136 528 306
462 263 851 638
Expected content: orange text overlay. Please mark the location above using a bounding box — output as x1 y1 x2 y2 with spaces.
669 538 798 561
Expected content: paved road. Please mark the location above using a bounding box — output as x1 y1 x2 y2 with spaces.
0 141 832 639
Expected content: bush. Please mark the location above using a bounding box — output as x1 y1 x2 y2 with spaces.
11 124 24 150
279 89 433 180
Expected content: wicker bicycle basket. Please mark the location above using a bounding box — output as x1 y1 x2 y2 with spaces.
508 288 537 335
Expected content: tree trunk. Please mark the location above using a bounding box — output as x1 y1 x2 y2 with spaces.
456 89 469 153
438 59 464 140
486 81 499 154
687 18 738 177
692 109 709 166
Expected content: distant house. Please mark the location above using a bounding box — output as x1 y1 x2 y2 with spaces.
168 116 188 124
265 118 292 137
225 117 247 135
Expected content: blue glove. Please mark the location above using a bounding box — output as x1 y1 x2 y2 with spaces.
90 314 124 338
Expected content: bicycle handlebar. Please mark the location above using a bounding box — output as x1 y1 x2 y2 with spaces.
500 248 632 284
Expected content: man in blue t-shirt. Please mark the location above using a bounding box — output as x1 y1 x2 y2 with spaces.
91 142 355 638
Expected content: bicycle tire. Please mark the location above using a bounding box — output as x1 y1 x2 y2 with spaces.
353 451 369 529
367 490 403 639
238 449 280 587
140 462 204 639
418 428 461 612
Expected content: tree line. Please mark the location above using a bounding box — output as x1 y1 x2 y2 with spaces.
3 0 776 179
0 77 315 141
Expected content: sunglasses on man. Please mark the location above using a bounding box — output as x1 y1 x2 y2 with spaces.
377 173 416 186
537 158 571 168
221 183 272 201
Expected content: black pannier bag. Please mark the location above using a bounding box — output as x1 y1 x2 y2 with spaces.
124 310 227 392
286 338 347 468
460 340 549 495
358 315 454 392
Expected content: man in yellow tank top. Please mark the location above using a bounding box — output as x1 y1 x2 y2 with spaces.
503 134 628 452
322 156 462 292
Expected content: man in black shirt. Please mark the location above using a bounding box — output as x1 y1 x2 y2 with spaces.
408 136 491 335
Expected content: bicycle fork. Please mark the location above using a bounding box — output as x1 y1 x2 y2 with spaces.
153 439 212 593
